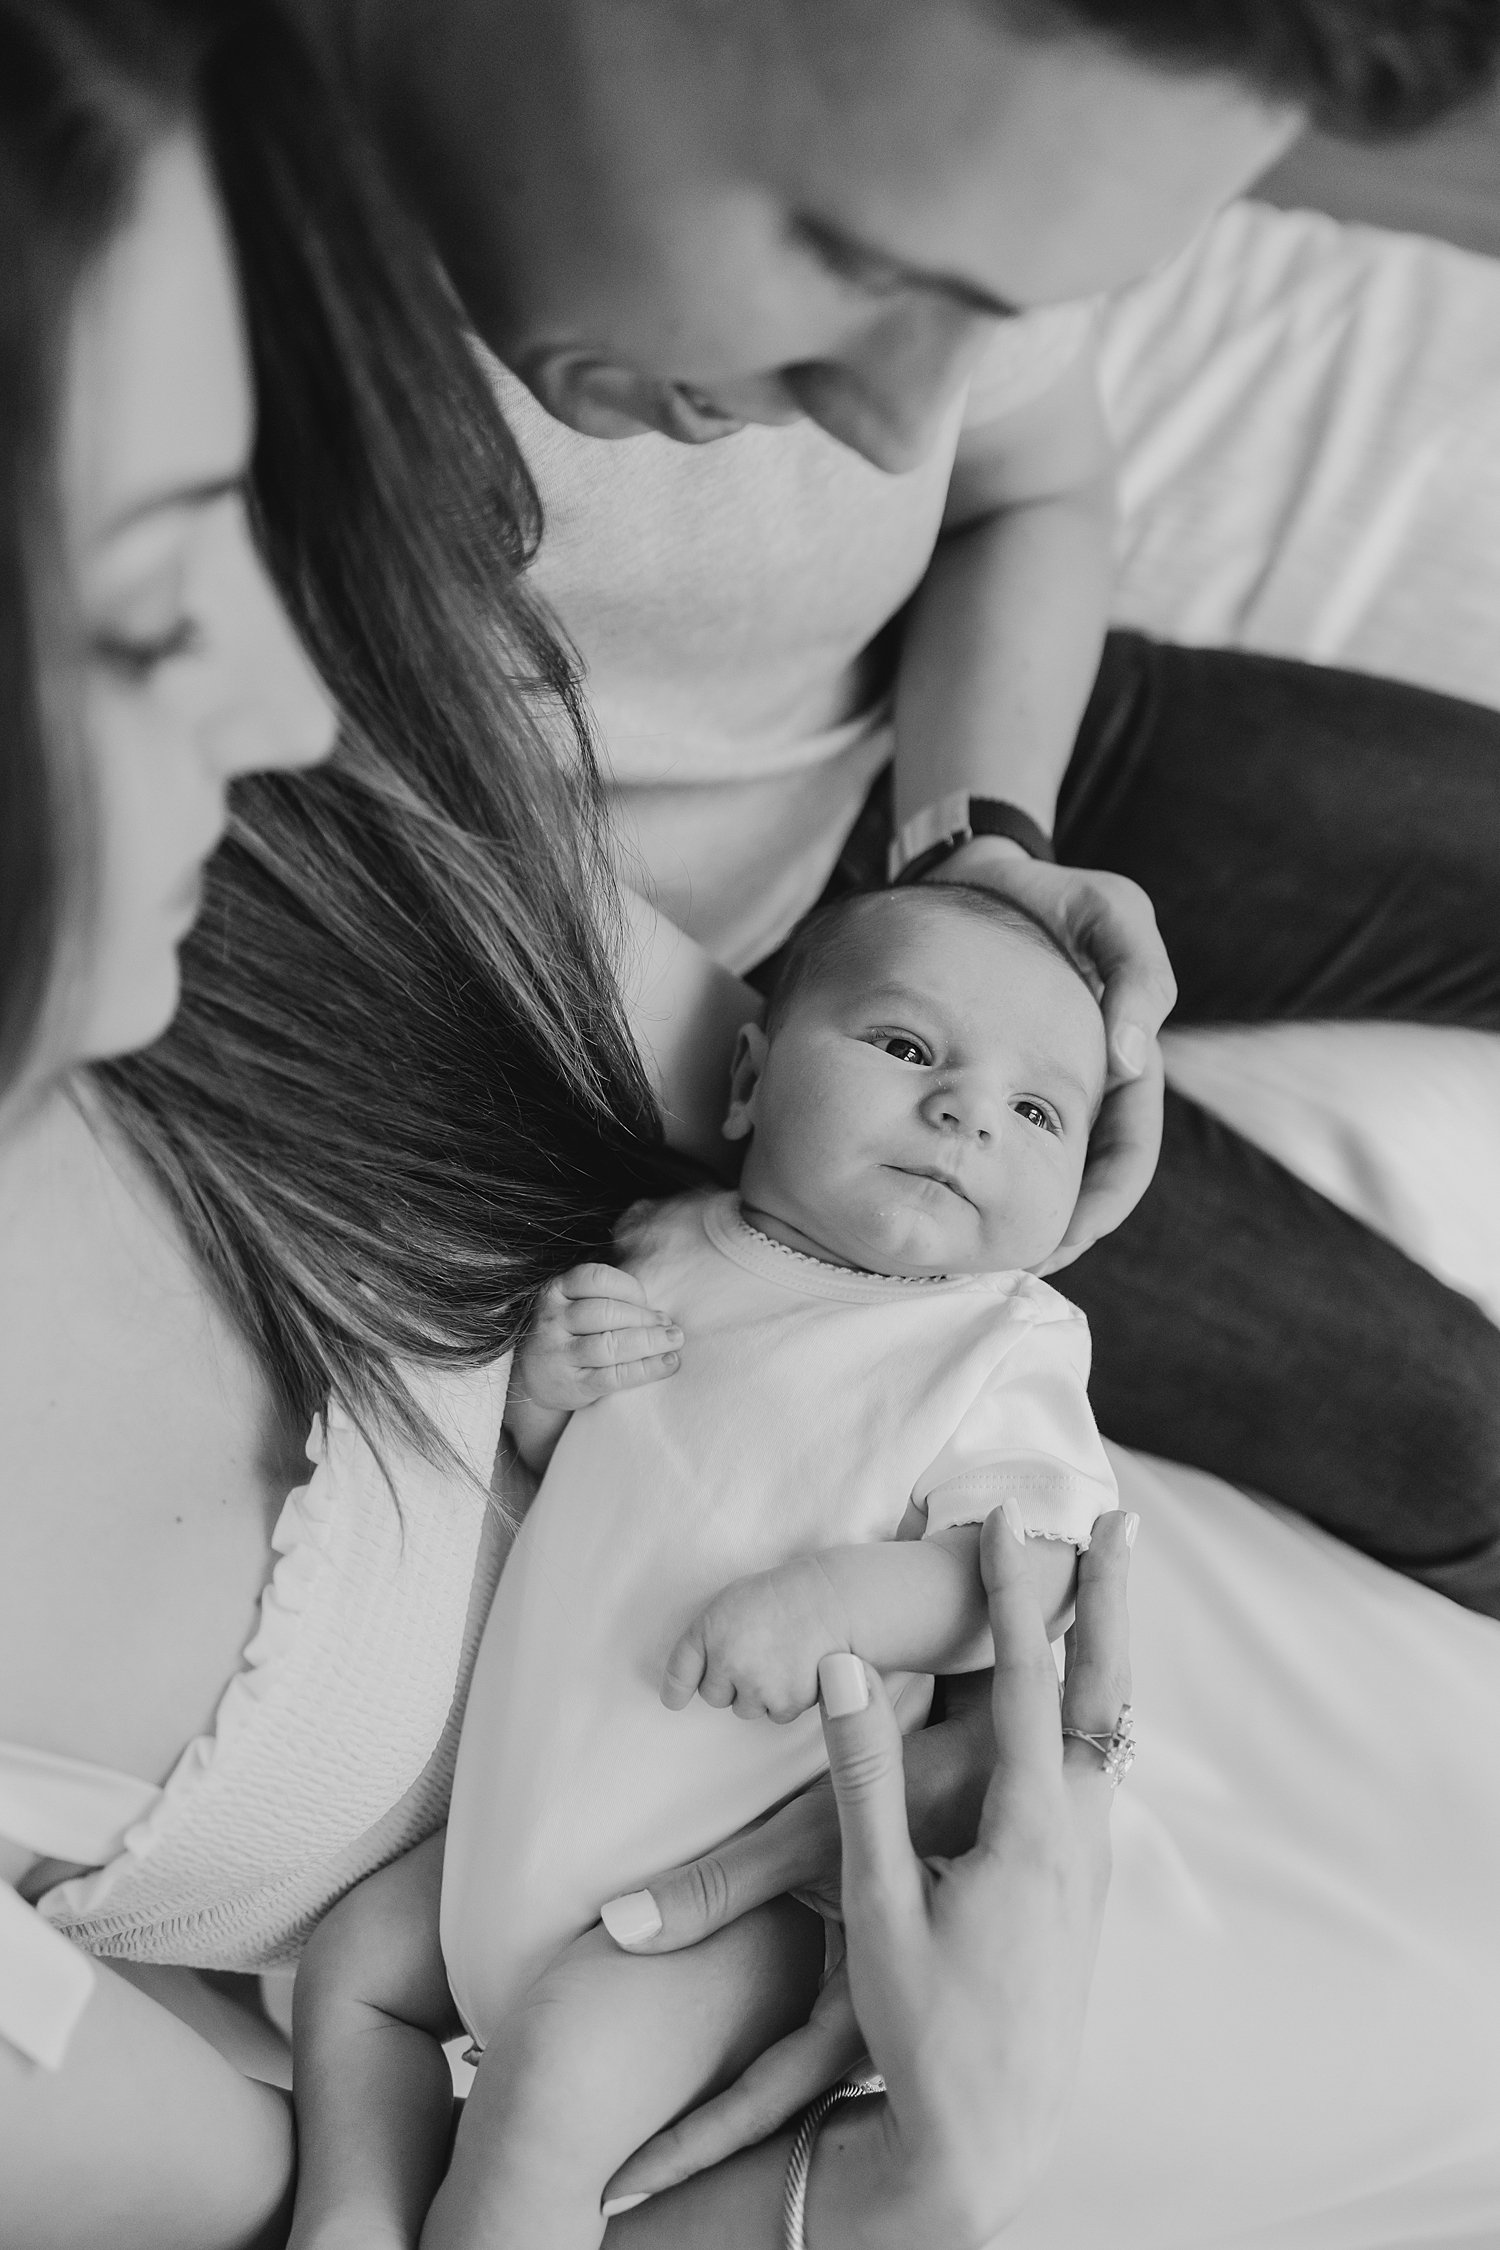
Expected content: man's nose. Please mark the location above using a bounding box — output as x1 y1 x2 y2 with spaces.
784 302 993 473
923 1078 1002 1146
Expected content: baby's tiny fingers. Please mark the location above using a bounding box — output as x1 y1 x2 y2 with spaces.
661 1627 708 1711
558 1262 648 1306
575 1323 684 1369
566 1293 677 1337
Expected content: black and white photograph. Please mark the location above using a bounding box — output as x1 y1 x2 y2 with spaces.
2 1 1499 2243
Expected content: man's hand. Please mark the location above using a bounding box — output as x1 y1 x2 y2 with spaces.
516 1264 683 1410
661 1558 853 1722
932 838 1173 1268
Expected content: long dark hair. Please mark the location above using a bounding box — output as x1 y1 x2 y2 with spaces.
5 0 677 1463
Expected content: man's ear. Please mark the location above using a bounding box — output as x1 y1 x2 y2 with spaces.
722 1023 769 1143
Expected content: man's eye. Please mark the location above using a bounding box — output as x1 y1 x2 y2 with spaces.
94 618 201 680
881 1036 930 1066
1014 1099 1060 1133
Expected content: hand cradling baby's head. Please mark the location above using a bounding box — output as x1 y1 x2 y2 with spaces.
723 885 1106 1278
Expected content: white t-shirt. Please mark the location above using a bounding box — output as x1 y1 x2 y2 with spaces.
490 305 1095 969
442 1188 1116 2043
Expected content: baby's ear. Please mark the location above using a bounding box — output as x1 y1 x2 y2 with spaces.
721 1022 769 1143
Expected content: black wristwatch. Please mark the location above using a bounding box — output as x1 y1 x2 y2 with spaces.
887 791 1056 885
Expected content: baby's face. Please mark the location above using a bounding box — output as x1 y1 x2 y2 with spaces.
729 900 1106 1277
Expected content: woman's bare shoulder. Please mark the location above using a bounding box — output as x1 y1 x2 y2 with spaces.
0 1088 301 1788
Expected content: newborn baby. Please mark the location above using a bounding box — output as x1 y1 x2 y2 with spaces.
289 883 1118 2250
446 884 1117 2230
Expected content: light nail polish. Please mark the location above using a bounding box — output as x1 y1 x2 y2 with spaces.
1125 1512 1140 1548
602 2191 653 2218
600 1890 662 1948
1001 1495 1027 1544
818 1651 869 1716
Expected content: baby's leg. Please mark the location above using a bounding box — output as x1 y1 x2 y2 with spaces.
421 1897 824 2250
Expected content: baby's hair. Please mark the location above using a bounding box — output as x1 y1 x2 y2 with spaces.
765 882 1097 1035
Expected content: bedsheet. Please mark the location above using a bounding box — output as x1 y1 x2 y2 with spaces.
1097 199 1500 1313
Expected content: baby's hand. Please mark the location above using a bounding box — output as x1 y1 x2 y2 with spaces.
517 1263 683 1410
661 1557 853 1723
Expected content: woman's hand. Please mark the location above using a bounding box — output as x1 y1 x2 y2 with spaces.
803 1505 1132 2247
604 1509 1132 2223
932 839 1173 1269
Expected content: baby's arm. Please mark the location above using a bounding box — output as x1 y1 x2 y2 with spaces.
505 1263 683 1473
662 1512 1078 1723
288 1833 458 2250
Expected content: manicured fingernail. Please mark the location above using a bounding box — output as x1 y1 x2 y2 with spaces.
602 2191 653 2217
1124 1511 1140 1548
1001 1496 1027 1544
818 1652 869 1716
1115 1025 1147 1076
600 1890 662 1948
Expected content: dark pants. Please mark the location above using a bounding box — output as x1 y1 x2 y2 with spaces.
769 634 1500 1614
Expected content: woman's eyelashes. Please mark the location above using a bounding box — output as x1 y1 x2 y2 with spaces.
93 615 202 680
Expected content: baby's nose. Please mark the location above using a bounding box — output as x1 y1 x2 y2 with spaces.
926 1084 998 1144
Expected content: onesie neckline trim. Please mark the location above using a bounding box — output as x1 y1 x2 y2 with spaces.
702 1191 1005 1305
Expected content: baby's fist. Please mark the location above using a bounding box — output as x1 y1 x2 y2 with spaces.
517 1264 683 1410
661 1558 852 1723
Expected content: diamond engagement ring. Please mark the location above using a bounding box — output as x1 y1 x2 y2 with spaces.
1061 1701 1136 1783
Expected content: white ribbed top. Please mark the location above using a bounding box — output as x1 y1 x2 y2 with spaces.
1 1354 513 2067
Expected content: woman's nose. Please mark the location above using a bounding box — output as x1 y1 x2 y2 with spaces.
201 506 339 778
785 302 993 473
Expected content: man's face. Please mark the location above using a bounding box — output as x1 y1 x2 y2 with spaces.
384 0 1300 468
727 897 1108 1277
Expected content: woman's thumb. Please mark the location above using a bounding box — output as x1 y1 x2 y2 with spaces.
818 1655 924 1927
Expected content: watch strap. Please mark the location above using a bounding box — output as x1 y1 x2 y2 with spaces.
887 792 1056 885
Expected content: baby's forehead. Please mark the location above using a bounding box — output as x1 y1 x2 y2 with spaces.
831 898 1106 1078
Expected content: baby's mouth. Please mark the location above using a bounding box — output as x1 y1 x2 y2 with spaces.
891 1163 976 1209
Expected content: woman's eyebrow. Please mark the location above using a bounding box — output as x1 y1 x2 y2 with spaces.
102 470 245 539
792 213 1022 320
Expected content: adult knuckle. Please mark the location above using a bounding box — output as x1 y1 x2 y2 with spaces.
680 1853 734 1927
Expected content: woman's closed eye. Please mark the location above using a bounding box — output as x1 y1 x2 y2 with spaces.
1014 1097 1062 1134
93 616 202 680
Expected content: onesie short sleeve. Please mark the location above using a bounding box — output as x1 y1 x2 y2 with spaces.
915 1294 1118 1546
960 300 1099 430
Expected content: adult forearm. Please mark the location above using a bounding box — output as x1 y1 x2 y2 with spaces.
892 481 1115 834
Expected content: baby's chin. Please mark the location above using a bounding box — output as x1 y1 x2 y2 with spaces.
838 1191 1015 1279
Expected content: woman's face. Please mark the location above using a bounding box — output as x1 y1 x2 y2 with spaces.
53 128 337 1068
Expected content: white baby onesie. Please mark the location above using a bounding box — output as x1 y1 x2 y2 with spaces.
442 1189 1117 2044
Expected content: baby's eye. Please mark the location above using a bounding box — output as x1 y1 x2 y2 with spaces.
880 1035 931 1066
1014 1098 1061 1134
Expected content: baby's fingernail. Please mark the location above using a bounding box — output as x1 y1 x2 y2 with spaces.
602 2191 653 2218
665 1326 684 1344
818 1652 869 1716
1124 1511 1140 1549
1114 1024 1147 1076
600 1890 662 1949
1001 1496 1027 1544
